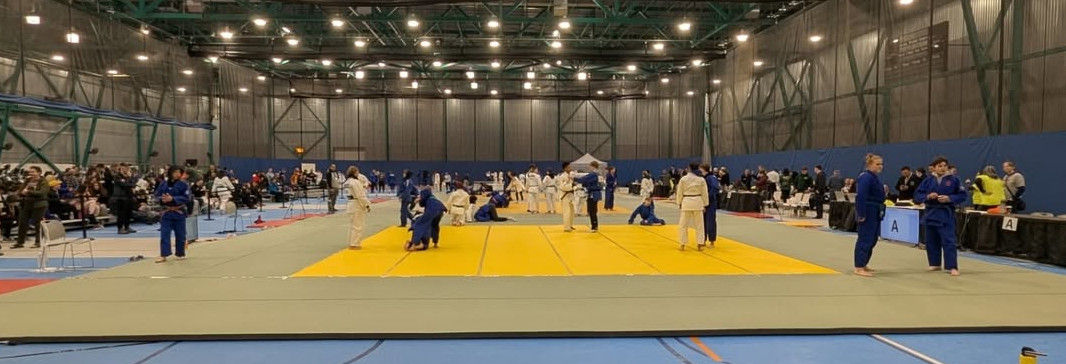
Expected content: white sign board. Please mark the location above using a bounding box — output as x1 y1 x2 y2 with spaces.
1001 216 1018 232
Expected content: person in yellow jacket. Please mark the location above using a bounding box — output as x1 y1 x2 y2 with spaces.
971 166 1005 211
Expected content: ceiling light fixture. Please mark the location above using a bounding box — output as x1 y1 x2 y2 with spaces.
106 69 119 75
487 19 500 28
411 81 419 88
900 0 914 4
577 72 588 80
552 30 560 37
597 90 604 95
652 42 665 50
257 75 266 81
523 82 532 90
736 33 750 42
444 88 452 94
754 60 764 67
336 88 343 93
176 87 186 92
321 59 333 66
25 15 41 25
289 88 296 92
407 18 420 28
558 19 571 29
287 38 300 46
470 82 478 89
238 87 248 93
556 60 563 65
712 79 722 84
271 57 283 64
51 55 64 61
809 35 823 43
399 71 409 78
527 71 536 79
432 60 443 67
355 71 365 79
551 41 562 48
491 60 501 68
542 63 551 69
490 89 498 95
420 40 431 48
219 29 234 39
136 54 148 61
660 77 669 83
66 32 80 44
892 38 900 43
466 71 476 79
378 61 386 67
490 40 500 48
331 19 344 28
207 55 219 63
253 18 267 27
628 64 638 71
183 69 194 75
678 21 692 31
354 39 367 47
692 59 703 66
687 91 695 96
140 27 150 35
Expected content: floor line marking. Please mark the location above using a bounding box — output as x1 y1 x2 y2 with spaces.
539 226 574 276
476 226 491 276
131 341 179 364
341 339 384 364
689 336 724 362
598 230 664 275
636 225 755 274
870 334 948 364
656 338 694 364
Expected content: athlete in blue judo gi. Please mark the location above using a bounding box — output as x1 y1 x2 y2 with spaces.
628 198 665 225
853 154 885 277
406 189 446 251
396 171 416 227
603 167 617 211
575 161 603 232
154 166 191 263
489 191 509 208
475 202 512 222
701 163 721 247
914 157 967 276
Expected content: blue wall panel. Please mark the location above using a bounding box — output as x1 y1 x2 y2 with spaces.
712 132 1066 214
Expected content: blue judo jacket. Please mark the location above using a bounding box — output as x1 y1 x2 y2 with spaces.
914 174 968 227
410 189 446 244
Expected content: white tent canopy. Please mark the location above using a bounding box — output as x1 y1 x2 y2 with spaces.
570 153 606 173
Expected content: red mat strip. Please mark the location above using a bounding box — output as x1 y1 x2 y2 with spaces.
247 213 329 229
0 279 55 295
730 212 775 219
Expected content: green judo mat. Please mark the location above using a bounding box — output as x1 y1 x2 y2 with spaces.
2 196 1065 342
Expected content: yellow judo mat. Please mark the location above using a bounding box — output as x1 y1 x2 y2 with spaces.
495 201 630 215
293 225 836 277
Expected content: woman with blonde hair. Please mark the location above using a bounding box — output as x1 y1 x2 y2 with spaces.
853 153 885 277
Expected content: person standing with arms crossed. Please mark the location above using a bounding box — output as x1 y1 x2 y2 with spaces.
13 166 49 249
325 164 343 214
557 162 576 232
853 154 885 277
914 156 967 276
676 163 709 251
575 161 603 233
155 166 190 263
112 164 137 234
345 166 371 249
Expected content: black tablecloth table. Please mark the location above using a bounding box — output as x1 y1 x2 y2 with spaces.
829 201 857 232
957 212 1066 267
652 185 671 198
720 192 762 213
628 182 641 195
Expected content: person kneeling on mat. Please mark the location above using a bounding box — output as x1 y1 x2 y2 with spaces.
628 197 666 226
474 201 513 222
406 188 446 251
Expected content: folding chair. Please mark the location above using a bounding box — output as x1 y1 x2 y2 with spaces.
37 219 95 272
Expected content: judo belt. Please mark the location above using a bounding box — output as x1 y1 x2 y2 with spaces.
683 194 701 197
452 205 465 208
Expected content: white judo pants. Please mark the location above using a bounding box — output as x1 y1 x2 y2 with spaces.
678 197 704 247
450 207 466 226
561 192 575 230
544 191 557 213
348 205 367 247
527 187 541 213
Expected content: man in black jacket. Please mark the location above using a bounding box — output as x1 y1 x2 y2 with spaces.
812 165 827 219
111 164 137 234
895 166 919 201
